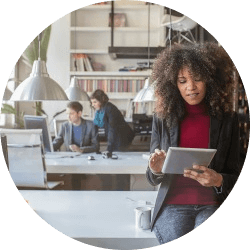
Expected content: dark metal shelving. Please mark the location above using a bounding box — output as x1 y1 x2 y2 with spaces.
108 1 165 60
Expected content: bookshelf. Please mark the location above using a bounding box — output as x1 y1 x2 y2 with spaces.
77 77 145 96
69 1 165 114
69 2 164 73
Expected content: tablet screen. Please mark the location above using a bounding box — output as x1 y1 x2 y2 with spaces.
162 147 217 174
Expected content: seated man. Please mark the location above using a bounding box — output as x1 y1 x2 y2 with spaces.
53 101 99 153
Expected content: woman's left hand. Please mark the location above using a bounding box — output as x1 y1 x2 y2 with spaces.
184 165 223 187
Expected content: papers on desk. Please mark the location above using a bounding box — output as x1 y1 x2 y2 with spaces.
126 197 155 207
45 152 82 159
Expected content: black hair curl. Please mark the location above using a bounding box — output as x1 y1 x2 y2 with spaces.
151 42 236 128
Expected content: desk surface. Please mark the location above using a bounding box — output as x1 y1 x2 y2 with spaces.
20 191 158 248
45 152 150 174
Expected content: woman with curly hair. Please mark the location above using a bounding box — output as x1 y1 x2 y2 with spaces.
147 42 240 244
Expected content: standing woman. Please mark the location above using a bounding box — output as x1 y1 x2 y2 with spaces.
90 89 135 156
90 89 135 190
147 43 241 244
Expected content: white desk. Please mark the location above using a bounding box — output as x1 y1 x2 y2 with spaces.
20 190 159 249
45 152 149 174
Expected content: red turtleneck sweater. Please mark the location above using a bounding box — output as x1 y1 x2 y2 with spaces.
165 102 218 205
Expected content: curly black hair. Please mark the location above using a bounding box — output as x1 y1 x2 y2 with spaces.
151 42 236 128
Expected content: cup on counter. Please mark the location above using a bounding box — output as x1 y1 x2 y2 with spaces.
134 207 151 230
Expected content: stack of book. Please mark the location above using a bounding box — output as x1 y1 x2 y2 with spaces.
72 54 94 72
118 62 153 72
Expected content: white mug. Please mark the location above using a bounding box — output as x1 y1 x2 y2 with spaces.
134 207 151 230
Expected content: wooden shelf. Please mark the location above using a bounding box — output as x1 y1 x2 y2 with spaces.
87 92 136 99
71 27 159 32
108 46 165 59
79 4 158 11
70 71 151 77
70 49 108 54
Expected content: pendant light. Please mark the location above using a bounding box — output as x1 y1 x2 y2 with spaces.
133 6 172 103
2 86 13 101
133 3 155 103
65 76 90 101
10 33 68 101
133 78 155 102
65 11 90 101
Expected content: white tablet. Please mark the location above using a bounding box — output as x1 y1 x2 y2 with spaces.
161 147 217 174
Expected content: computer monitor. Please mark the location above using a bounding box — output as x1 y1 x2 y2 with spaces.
23 115 54 152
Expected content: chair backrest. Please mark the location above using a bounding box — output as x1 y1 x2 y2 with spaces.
53 119 67 137
53 119 67 151
1 135 9 169
0 128 48 188
170 16 197 31
180 16 197 31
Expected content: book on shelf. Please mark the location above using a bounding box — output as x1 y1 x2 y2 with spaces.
77 78 145 94
72 53 94 72
83 54 93 71
118 64 152 72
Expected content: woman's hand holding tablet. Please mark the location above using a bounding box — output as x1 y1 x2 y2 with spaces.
184 164 223 187
149 149 166 175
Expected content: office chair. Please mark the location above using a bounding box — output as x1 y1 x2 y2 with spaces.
1 135 9 169
0 128 63 189
53 119 67 151
161 14 197 45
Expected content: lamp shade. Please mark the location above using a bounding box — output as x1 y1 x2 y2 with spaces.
133 78 155 102
65 77 90 101
10 59 68 101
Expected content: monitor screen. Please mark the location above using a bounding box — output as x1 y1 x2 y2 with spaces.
23 115 53 152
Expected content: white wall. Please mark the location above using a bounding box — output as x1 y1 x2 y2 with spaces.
47 13 71 89
43 13 72 132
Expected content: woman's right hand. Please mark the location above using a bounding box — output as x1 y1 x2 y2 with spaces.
149 149 166 174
